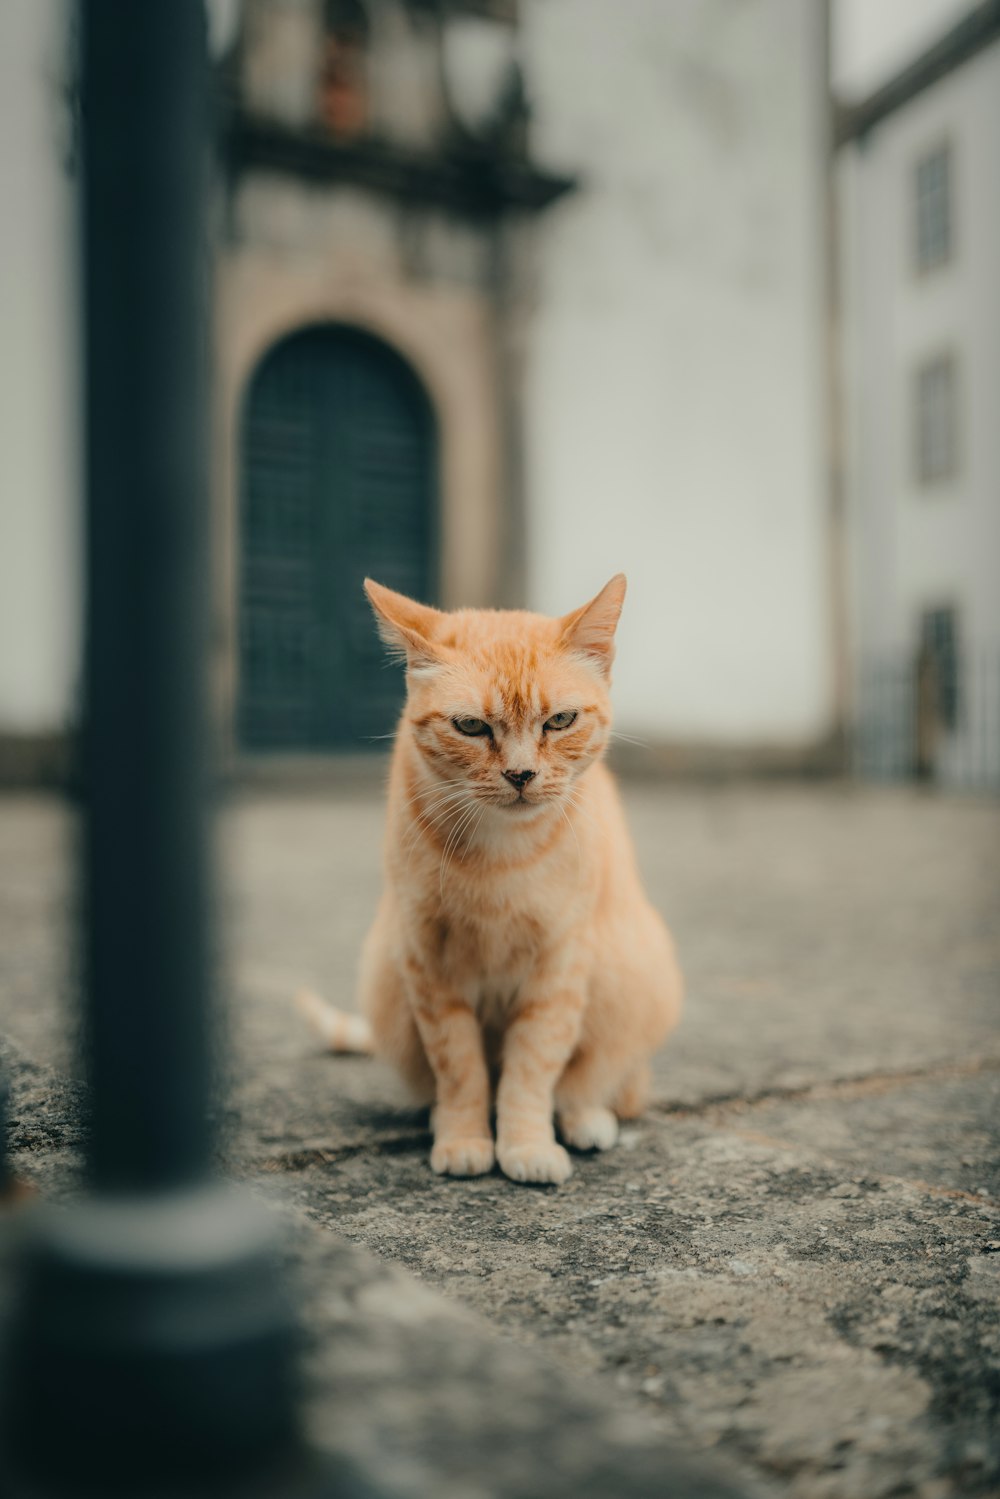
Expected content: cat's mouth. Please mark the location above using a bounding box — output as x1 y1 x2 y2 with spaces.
497 791 547 813
477 785 553 813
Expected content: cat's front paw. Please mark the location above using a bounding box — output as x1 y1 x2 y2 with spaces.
430 1136 495 1177
497 1140 573 1185
559 1106 619 1152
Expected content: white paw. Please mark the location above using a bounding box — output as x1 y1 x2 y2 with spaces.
430 1136 495 1177
559 1106 619 1152
497 1140 573 1185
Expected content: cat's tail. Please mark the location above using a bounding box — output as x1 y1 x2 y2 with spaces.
294 988 374 1055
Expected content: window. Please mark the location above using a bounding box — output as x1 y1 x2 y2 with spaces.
915 354 958 483
914 143 952 272
919 607 960 731
319 0 369 138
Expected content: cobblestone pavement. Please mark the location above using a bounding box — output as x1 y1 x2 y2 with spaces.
2 781 999 1498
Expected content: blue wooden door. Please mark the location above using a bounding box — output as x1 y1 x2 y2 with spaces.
238 326 436 750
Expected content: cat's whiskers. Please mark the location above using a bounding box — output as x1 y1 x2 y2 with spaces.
399 780 471 850
401 786 475 867
438 797 483 900
468 794 566 865
563 785 603 843
402 805 467 864
468 802 488 857
405 766 602 876
410 778 470 811
405 777 474 821
405 785 470 832
557 798 583 872
401 799 468 855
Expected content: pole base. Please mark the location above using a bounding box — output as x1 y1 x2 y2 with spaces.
6 1450 388 1499
0 1183 325 1495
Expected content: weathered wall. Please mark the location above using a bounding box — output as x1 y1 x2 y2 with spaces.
839 40 1000 661
521 0 832 747
0 0 835 765
0 0 80 739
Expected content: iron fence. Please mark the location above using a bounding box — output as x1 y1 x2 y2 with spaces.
853 646 1000 793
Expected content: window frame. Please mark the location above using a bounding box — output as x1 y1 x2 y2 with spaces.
912 137 954 276
913 349 960 487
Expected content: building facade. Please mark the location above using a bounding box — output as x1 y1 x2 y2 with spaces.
837 1 1000 788
1 0 835 775
0 0 80 780
218 0 834 763
522 0 833 758
215 0 570 754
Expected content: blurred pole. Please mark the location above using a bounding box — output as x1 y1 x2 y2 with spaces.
0 4 349 1494
83 0 212 1202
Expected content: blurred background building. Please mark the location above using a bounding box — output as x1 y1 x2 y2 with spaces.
0 0 80 784
217 0 572 752
836 0 1000 790
1 0 997 787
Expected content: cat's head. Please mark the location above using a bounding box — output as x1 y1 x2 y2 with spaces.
364 576 625 813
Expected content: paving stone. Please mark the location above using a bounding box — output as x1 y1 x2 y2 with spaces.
259 1100 1000 1499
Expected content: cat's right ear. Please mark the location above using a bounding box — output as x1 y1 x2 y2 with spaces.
364 579 446 672
558 573 627 678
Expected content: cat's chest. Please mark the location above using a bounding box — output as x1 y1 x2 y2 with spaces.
400 823 590 992
442 904 549 991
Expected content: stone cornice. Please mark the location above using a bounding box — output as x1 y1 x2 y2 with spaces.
222 113 576 217
835 0 1000 146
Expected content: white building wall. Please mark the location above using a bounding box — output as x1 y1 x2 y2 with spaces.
0 0 80 736
839 44 1000 669
522 0 832 746
0 0 834 756
833 0 975 101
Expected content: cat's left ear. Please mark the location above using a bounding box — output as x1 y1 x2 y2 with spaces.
558 574 627 678
364 578 446 672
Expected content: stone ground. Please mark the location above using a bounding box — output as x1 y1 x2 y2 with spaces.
2 780 999 1497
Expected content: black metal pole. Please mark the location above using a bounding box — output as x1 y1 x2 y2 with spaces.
82 0 212 1197
0 6 349 1494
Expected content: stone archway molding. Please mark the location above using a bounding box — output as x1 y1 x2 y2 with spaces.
213 268 503 757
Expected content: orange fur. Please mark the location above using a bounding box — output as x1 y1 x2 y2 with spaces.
358 574 683 1185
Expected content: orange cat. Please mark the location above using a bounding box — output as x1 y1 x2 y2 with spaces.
300 575 683 1185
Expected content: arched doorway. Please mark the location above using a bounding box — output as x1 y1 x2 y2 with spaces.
238 325 437 750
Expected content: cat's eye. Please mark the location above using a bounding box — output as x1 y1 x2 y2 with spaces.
544 710 578 732
453 716 492 737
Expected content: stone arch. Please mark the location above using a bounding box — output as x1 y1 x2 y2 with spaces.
214 278 502 757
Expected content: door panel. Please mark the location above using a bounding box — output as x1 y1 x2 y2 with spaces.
239 326 436 750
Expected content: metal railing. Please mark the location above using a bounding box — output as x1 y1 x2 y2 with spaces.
853 647 1000 793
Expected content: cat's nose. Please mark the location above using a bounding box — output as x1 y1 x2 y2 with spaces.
502 768 537 788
